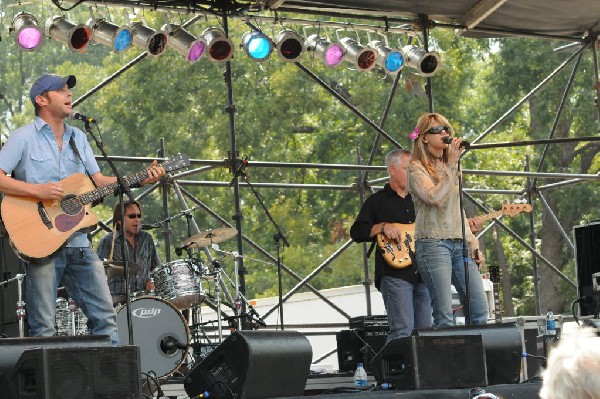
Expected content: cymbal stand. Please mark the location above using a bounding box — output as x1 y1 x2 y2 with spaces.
212 258 225 342
210 245 272 330
0 273 26 337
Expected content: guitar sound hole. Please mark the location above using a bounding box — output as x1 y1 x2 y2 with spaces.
60 194 83 216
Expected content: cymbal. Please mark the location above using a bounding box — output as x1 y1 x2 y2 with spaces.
103 261 141 278
182 227 238 248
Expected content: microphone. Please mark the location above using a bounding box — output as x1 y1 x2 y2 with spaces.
69 111 96 124
160 337 187 352
442 136 470 148
228 156 248 187
175 241 196 256
141 224 159 230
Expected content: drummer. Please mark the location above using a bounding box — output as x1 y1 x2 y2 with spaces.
97 200 161 306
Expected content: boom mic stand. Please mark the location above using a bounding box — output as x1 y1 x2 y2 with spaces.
240 169 290 330
81 119 137 345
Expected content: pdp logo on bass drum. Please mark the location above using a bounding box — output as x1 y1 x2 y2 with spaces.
132 307 162 318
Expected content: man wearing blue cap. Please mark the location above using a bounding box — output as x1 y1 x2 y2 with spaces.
0 74 165 344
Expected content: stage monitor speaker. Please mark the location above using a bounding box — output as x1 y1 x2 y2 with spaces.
370 334 487 390
0 337 139 399
336 328 386 372
414 323 522 385
574 222 600 316
184 330 312 399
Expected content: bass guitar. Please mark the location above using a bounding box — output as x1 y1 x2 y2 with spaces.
376 202 532 269
1 154 189 259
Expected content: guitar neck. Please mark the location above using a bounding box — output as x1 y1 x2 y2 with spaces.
493 282 502 323
474 210 503 222
79 171 148 205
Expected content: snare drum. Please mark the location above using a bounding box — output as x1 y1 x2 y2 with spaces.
116 296 190 379
151 260 205 309
55 298 89 336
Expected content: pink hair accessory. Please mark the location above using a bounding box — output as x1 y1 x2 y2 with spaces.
409 128 420 141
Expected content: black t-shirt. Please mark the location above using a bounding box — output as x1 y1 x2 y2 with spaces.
350 183 420 289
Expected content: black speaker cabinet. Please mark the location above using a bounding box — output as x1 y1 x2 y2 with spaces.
574 222 600 316
184 330 312 399
0 337 139 399
336 328 387 372
0 232 25 337
370 334 487 390
414 323 522 385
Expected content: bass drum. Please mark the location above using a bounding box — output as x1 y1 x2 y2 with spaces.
116 296 190 379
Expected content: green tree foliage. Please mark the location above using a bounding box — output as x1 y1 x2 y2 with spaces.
0 2 597 315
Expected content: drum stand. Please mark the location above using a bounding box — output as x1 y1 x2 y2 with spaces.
0 273 26 337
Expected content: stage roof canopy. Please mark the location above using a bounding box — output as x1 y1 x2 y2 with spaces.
78 0 600 42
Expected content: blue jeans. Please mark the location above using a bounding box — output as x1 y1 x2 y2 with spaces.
380 275 432 342
415 238 488 327
25 246 119 344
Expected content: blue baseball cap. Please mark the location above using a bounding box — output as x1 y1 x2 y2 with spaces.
30 74 76 105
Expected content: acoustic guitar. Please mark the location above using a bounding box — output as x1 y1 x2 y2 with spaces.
376 202 532 269
1 154 189 259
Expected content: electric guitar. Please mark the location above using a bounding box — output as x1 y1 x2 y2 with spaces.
376 202 532 269
1 154 189 259
488 265 503 323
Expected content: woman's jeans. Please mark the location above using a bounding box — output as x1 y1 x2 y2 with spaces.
416 238 488 327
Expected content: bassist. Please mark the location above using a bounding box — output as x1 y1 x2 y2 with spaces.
0 74 164 343
350 149 432 341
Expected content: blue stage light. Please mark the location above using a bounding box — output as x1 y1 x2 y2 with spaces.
241 31 272 62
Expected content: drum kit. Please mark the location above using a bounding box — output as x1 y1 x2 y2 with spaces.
0 226 266 381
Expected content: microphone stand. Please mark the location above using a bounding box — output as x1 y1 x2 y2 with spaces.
82 120 136 345
457 157 473 325
241 171 289 330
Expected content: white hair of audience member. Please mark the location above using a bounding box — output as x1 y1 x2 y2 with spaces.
539 327 600 399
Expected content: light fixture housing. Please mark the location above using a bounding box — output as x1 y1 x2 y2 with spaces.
202 27 234 63
339 38 376 72
305 34 344 68
402 45 441 77
162 24 206 63
12 12 44 51
45 16 91 53
241 31 273 62
368 40 404 74
89 18 132 53
131 22 168 57
274 29 304 62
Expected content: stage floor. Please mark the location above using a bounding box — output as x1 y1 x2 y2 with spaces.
159 373 541 399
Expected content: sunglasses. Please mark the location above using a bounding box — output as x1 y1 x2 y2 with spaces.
425 125 450 135
126 213 142 219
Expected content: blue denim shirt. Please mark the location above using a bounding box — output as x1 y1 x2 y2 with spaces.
0 117 101 247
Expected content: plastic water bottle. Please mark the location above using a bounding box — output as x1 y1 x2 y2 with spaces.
546 308 556 336
354 363 368 387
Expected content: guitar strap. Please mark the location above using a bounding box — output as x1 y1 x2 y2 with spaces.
69 136 103 207
366 241 376 258
69 136 97 188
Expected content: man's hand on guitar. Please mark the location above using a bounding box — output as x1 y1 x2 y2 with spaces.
140 160 165 186
473 248 484 271
381 222 403 242
37 182 64 200
469 216 484 233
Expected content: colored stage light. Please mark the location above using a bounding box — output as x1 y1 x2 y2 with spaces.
131 22 168 57
402 45 441 77
202 27 234 63
45 16 91 53
339 38 376 72
368 40 404 74
12 12 44 51
305 34 344 68
163 24 206 63
89 19 132 53
241 31 272 62
274 29 304 62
